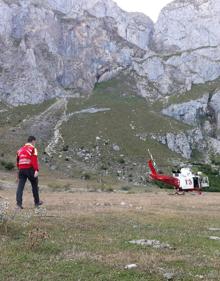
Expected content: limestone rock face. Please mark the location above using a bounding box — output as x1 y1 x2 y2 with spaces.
209 91 220 135
1 0 220 105
162 91 220 139
158 90 220 158
151 129 206 159
0 0 146 105
132 54 191 98
153 0 220 52
47 0 154 50
149 0 220 94
162 95 209 126
208 137 220 154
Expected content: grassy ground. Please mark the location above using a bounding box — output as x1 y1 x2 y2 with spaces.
0 99 56 163
61 75 188 168
1 174 220 281
0 99 54 129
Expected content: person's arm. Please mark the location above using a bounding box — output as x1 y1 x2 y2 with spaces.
32 148 39 177
16 152 19 169
16 152 19 181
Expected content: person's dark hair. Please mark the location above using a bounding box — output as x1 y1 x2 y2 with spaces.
27 136 36 143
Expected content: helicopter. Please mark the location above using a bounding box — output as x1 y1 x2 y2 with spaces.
147 150 209 194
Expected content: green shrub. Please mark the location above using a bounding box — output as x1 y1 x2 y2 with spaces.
118 158 125 164
81 173 91 180
120 186 131 191
4 162 15 170
105 187 114 192
204 174 220 192
100 165 108 171
1 160 15 170
196 164 220 192
62 145 69 152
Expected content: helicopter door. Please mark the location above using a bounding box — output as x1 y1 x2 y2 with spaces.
180 177 194 190
193 177 199 188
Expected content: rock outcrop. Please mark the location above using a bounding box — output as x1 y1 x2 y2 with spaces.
162 90 220 138
150 0 220 94
162 95 209 126
153 0 220 52
209 91 220 136
48 0 154 50
159 89 220 158
151 129 205 159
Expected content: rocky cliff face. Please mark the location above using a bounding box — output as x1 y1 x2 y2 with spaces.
161 89 220 158
153 0 220 52
1 0 220 104
1 0 220 161
133 0 220 99
48 0 154 50
0 0 151 105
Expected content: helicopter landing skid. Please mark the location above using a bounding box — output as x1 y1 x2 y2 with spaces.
168 189 202 195
168 190 185 195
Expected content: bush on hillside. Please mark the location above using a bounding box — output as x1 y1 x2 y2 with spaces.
0 160 15 171
197 164 220 192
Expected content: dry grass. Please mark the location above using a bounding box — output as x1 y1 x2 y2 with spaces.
1 178 220 280
2 187 220 216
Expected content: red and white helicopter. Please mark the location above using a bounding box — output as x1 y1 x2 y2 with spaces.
147 150 209 194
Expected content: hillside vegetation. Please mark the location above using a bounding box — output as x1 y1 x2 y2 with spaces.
1 74 220 189
0 74 188 181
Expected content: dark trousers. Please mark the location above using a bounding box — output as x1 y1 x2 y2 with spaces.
16 168 40 205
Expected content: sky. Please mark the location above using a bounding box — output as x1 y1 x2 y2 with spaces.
113 0 172 22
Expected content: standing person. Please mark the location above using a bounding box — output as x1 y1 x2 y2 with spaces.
16 136 43 209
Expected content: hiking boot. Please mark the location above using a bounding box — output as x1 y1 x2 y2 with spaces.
35 201 43 208
16 204 24 209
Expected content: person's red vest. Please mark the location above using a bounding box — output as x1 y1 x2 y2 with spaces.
17 143 39 171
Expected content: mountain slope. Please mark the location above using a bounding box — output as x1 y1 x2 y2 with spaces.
0 73 189 181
